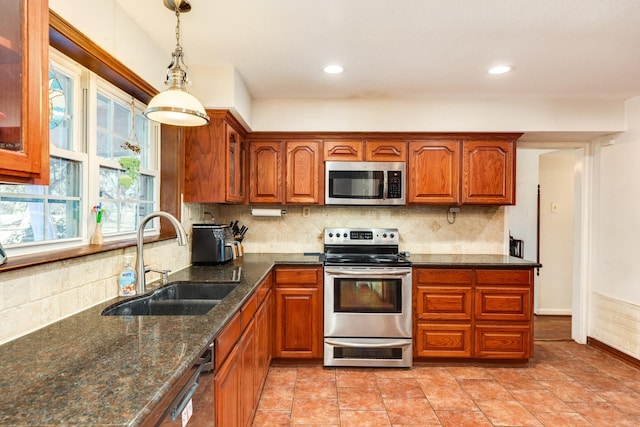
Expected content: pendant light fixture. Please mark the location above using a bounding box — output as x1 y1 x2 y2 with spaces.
144 0 210 127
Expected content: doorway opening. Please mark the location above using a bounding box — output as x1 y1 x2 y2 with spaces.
509 143 590 344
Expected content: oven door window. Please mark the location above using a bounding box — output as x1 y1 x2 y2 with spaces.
333 277 401 313
328 170 384 199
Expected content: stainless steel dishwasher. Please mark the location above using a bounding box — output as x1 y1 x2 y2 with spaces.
153 345 214 426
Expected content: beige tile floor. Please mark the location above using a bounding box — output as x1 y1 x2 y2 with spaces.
253 327 640 426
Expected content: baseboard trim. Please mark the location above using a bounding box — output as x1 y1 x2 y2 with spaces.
535 309 572 315
587 337 640 370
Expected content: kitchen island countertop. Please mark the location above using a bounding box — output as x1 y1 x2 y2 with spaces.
0 252 538 425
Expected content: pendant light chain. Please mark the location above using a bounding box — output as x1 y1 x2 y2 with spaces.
175 9 183 55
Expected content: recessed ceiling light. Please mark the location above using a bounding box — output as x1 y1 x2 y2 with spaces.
323 64 345 74
488 65 512 75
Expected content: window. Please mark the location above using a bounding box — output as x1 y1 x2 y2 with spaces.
93 83 158 236
0 50 160 255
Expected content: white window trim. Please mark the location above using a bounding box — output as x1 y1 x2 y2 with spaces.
2 51 161 258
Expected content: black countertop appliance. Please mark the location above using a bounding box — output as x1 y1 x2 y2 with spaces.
191 224 234 265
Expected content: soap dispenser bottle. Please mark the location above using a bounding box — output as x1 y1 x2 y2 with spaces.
118 255 137 296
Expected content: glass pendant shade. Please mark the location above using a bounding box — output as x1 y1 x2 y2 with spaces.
145 88 209 126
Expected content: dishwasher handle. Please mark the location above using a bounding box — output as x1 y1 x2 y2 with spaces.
164 349 212 423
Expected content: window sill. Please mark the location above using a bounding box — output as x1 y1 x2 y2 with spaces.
0 233 179 273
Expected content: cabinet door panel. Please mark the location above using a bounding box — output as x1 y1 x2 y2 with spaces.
416 286 472 320
274 287 320 358
415 324 472 357
408 140 460 204
226 125 246 203
475 325 531 359
0 0 49 184
239 318 256 427
462 140 515 205
475 287 531 321
249 141 283 203
214 345 241 427
286 140 322 204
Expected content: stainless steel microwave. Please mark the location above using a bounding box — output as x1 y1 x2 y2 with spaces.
325 161 406 205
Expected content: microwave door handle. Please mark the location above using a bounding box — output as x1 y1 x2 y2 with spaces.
324 268 411 276
325 339 411 349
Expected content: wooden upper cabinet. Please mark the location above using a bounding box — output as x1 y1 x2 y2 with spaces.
323 139 363 161
286 140 322 204
226 126 246 203
462 140 516 205
183 112 247 203
408 140 460 204
249 141 284 204
324 139 406 162
365 140 406 161
0 0 49 184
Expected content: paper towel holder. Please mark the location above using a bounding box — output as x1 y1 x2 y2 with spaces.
250 208 287 217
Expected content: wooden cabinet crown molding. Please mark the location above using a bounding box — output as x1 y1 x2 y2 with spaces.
48 10 157 104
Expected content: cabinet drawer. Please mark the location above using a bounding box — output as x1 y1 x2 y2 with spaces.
414 268 472 285
415 324 472 357
416 286 471 320
214 311 242 370
323 140 363 161
256 274 272 306
476 269 532 285
241 292 258 328
475 325 531 359
475 287 531 321
275 267 321 285
365 141 407 161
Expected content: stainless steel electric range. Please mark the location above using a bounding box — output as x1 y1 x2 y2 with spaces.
323 227 412 368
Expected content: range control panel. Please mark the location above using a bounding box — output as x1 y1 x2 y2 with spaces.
324 228 399 245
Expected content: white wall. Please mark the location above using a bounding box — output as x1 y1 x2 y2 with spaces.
589 95 640 359
250 98 626 133
538 151 575 314
49 0 167 90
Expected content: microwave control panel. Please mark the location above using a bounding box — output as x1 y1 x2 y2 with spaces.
387 171 403 199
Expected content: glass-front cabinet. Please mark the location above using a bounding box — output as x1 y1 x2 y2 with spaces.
0 0 49 184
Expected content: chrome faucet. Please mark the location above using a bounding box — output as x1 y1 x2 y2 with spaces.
136 211 188 294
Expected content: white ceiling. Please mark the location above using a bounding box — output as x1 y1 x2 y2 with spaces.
117 0 640 102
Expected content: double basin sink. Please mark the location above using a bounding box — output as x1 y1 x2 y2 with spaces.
101 281 238 316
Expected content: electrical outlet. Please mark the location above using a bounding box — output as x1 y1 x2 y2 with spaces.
302 207 310 217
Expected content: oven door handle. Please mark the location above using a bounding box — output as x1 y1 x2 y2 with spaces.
325 339 411 349
324 268 411 276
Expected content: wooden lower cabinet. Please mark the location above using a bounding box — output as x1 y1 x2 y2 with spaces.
273 266 323 359
239 317 256 427
413 267 534 360
214 344 241 427
214 275 273 426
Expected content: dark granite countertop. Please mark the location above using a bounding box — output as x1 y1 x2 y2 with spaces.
409 253 541 268
0 252 537 425
0 253 320 426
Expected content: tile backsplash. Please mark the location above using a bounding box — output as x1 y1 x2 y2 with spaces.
194 204 507 255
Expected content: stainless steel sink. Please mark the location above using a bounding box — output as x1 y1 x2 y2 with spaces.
101 282 238 316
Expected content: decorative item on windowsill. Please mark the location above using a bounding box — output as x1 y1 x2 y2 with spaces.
91 203 106 245
119 98 141 189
